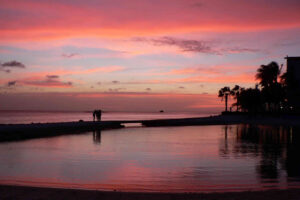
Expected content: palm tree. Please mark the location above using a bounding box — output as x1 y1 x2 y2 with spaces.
218 86 231 112
256 62 282 111
230 85 244 111
239 87 261 113
255 62 281 88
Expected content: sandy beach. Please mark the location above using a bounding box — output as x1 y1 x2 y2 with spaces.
1 184 300 200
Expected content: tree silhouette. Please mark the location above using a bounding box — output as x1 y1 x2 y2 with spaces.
280 72 288 87
256 62 281 88
256 62 284 111
218 86 231 112
217 60 292 114
230 85 244 111
239 87 262 113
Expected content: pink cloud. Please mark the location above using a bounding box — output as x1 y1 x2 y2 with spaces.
18 75 73 88
177 73 255 84
151 65 256 76
6 93 224 113
7 66 124 80
0 92 222 112
1 0 300 41
141 73 255 84
128 65 256 84
0 65 124 88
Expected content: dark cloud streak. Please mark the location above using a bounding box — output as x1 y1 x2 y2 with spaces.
7 81 17 87
1 61 25 68
47 75 59 79
133 36 260 55
0 60 26 73
61 53 79 58
22 76 73 87
135 36 216 54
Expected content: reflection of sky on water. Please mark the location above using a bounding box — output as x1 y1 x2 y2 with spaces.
0 125 299 192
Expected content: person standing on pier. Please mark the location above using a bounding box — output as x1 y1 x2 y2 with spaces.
93 110 96 121
93 110 102 121
96 110 102 121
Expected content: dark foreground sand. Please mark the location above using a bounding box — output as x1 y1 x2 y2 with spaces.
1 185 300 200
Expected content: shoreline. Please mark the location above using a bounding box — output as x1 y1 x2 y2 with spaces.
1 114 300 142
1 184 300 200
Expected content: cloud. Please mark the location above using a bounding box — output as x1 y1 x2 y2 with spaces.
134 37 216 54
124 71 255 84
191 2 204 8
178 86 185 89
108 88 126 92
0 80 18 91
0 68 11 73
161 65 256 78
223 47 260 54
1 61 25 68
134 37 259 55
0 60 26 73
145 88 151 91
0 92 222 112
46 75 59 79
1 0 300 42
61 53 79 58
19 66 124 78
112 80 120 84
21 75 73 88
7 81 17 87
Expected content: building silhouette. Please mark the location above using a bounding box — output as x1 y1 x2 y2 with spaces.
285 56 300 112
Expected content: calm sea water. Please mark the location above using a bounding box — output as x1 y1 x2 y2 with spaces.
0 124 299 192
0 111 213 124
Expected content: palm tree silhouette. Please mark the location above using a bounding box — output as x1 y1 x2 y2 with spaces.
256 62 283 111
230 85 244 111
238 87 262 113
256 62 281 88
218 86 231 112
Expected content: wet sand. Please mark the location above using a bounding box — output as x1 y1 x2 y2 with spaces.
1 185 300 200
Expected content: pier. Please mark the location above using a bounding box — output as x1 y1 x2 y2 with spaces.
1 115 300 142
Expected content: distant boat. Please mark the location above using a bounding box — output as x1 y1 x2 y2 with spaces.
159 110 164 113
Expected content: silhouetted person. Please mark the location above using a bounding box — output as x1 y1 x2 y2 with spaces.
93 109 102 121
97 109 102 121
93 110 96 121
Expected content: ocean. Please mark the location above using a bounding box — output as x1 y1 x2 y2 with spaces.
0 124 299 192
0 110 215 124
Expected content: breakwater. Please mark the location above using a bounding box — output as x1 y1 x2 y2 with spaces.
1 114 300 142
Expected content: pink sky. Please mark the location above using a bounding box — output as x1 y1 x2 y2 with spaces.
1 0 300 112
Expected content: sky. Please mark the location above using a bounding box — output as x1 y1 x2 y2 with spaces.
1 0 300 112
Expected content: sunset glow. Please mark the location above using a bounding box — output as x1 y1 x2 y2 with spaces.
1 0 300 112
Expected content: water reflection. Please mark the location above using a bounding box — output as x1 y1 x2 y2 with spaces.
1 125 300 192
220 124 300 183
93 129 101 144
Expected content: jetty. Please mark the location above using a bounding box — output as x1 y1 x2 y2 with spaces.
0 121 123 142
1 114 300 142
